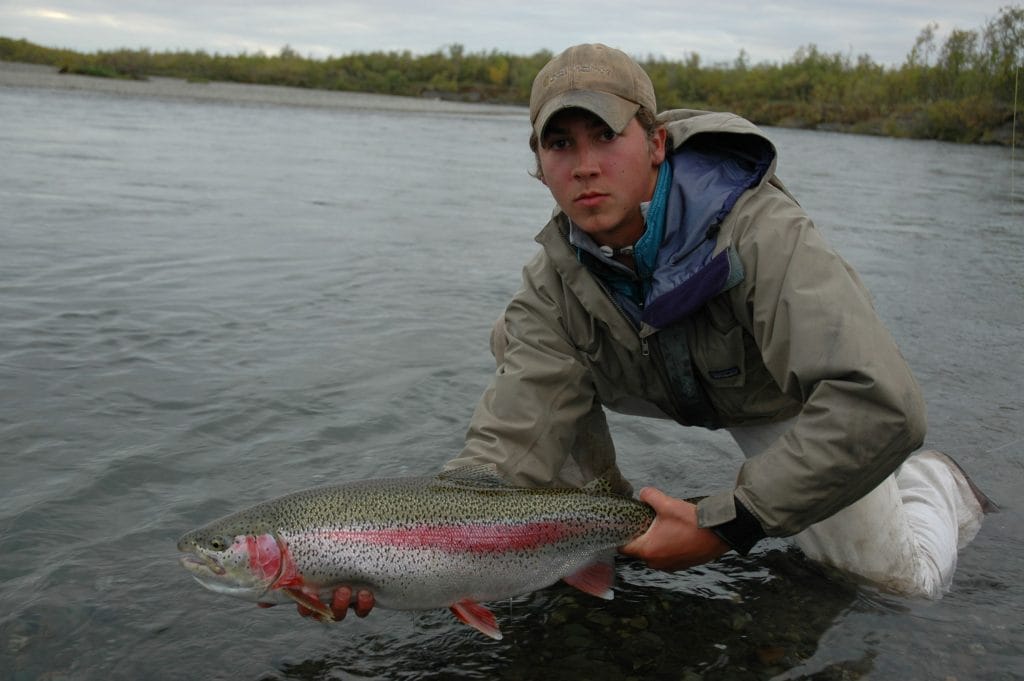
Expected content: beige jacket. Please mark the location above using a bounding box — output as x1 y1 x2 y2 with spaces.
448 109 926 538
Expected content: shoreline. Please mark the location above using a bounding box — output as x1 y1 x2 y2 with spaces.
0 61 526 116
3 60 1015 146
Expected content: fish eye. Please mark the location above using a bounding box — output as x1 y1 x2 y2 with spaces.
208 536 230 551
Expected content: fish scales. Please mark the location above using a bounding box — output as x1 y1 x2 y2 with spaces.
178 466 654 639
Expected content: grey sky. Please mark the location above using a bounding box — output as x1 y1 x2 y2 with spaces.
0 1 1013 67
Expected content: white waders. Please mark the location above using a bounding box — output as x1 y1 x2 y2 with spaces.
728 417 988 599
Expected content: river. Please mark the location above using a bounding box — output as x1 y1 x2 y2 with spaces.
1 64 1022 680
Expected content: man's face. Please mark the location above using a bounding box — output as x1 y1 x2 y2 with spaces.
538 109 666 248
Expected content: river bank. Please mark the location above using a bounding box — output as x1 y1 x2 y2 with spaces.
3 58 1019 146
0 61 524 116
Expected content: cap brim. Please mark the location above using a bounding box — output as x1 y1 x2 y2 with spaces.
533 90 640 138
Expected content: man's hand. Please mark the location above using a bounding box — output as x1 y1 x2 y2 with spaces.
257 587 376 621
619 487 730 570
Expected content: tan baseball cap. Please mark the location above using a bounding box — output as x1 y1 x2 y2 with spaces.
529 43 657 138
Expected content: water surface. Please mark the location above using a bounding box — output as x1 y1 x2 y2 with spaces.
1 71 1022 680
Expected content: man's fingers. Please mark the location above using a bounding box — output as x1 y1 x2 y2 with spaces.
354 590 375 618
331 586 354 620
620 489 662 555
267 586 372 622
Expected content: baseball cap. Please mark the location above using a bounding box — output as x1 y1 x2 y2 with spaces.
529 43 657 138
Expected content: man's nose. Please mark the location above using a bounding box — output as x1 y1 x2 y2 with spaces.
572 142 600 178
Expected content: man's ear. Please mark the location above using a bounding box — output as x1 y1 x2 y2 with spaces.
535 161 548 186
650 127 668 166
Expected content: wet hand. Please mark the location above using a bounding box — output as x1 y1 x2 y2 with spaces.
257 586 376 621
619 487 729 571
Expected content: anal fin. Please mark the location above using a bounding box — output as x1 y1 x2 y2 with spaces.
563 557 615 600
450 599 502 640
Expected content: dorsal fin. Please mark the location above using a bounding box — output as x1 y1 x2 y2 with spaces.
435 464 513 490
581 476 615 496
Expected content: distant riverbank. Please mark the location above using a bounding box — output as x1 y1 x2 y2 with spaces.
5 10 1024 147
0 61 524 116
4 1 1023 147
5 59 1017 148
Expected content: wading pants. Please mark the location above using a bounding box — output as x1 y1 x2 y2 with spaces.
728 418 987 598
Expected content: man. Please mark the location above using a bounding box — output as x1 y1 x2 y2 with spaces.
292 43 992 622
450 41 993 592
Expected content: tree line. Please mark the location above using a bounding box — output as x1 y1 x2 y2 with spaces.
1 5 1021 144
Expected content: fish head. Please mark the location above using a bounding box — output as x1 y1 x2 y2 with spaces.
177 528 282 601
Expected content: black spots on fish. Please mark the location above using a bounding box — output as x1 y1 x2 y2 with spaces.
181 473 655 603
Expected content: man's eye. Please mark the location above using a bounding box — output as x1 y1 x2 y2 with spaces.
545 138 569 150
599 129 617 141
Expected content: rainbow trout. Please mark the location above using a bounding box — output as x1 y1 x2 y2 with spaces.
177 466 654 640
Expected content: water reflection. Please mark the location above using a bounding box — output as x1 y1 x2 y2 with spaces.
274 550 861 680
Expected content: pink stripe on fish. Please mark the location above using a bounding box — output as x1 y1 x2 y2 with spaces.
314 521 594 554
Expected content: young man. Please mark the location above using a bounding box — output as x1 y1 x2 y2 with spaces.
291 43 992 622
444 42 993 595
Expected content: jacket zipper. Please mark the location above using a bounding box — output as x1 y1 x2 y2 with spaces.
590 270 691 423
552 218 717 428
642 331 694 425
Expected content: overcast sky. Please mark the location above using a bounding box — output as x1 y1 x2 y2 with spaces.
0 1 1014 68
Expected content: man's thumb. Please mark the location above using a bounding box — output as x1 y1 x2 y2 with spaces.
638 486 671 510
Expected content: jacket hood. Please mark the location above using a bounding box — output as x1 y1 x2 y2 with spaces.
660 109 777 161
640 110 778 330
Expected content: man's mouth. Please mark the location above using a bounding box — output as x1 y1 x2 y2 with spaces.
575 191 607 207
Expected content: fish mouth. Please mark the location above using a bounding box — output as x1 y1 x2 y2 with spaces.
178 552 273 599
179 552 226 576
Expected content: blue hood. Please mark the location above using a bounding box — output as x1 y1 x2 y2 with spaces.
641 132 775 330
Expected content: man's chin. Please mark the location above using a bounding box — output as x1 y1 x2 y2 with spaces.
565 214 637 247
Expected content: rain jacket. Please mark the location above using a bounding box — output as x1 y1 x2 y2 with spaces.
448 109 926 540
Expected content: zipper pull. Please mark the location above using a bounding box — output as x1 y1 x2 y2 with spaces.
640 337 650 357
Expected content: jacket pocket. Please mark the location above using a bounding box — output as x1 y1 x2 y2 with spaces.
693 322 747 389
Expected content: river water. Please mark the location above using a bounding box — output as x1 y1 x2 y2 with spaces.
1 67 1022 681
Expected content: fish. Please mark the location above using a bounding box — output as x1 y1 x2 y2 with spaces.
177 465 654 640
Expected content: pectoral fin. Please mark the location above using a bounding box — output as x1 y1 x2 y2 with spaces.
449 599 502 640
283 587 335 621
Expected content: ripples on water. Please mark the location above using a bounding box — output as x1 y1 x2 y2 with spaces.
0 75 1022 680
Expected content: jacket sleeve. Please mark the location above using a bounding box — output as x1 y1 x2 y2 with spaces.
444 256 599 487
698 183 927 537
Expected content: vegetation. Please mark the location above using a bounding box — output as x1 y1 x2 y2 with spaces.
2 5 1021 144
